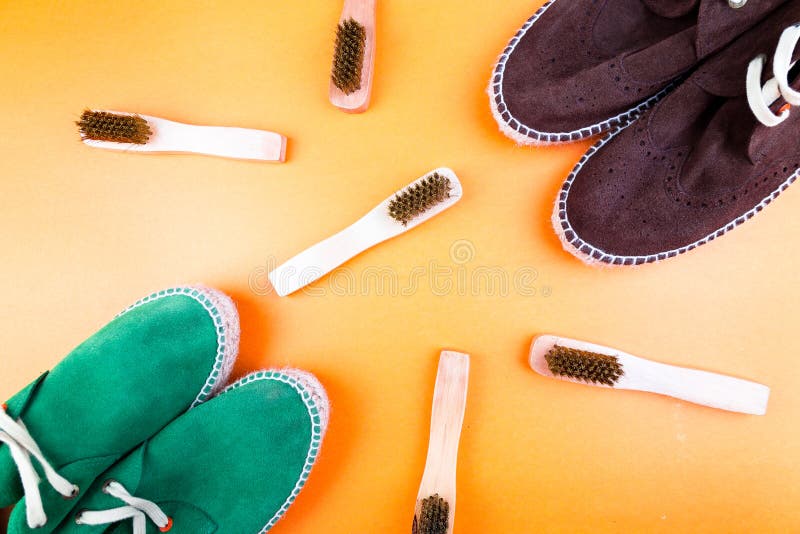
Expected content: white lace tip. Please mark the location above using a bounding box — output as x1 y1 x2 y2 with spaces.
26 510 47 529
50 478 78 499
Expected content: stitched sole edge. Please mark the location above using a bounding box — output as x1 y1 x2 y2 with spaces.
553 122 800 265
118 286 240 406
487 0 672 146
222 369 329 533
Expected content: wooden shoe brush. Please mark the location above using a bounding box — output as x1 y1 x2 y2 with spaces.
412 350 470 534
77 110 287 162
269 168 462 297
329 0 376 113
530 335 770 415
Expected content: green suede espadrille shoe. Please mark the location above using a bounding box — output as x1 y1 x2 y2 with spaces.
0 286 240 534
60 368 329 534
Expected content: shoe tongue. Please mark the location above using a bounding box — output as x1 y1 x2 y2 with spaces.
641 0 699 18
692 1 800 98
696 0 794 62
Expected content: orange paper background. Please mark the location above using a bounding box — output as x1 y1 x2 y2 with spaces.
2 1 799 532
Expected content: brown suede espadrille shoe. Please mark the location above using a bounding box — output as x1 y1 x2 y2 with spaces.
489 0 789 146
554 1 800 265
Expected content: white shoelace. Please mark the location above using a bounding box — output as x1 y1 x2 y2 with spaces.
747 23 800 127
0 404 78 528
75 480 172 533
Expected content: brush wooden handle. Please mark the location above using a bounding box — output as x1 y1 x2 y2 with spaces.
268 211 390 297
415 351 469 534
625 358 770 416
82 113 287 162
330 0 376 113
146 120 287 162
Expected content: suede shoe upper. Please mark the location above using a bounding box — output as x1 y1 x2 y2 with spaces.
1 286 239 533
556 0 800 264
490 0 789 145
58 369 328 534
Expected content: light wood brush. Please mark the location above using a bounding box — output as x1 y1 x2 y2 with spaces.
77 109 286 162
329 0 376 113
530 335 770 415
269 168 462 297
413 351 470 534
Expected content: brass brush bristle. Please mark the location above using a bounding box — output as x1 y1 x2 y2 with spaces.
389 173 452 226
331 18 366 94
412 495 449 534
77 110 152 144
545 345 624 386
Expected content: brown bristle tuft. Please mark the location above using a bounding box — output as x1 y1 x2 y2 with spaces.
545 345 624 386
77 110 152 144
389 173 452 225
413 494 449 534
331 18 366 94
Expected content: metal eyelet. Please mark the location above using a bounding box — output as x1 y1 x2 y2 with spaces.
74 509 88 525
160 517 174 532
101 479 116 493
728 0 747 8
